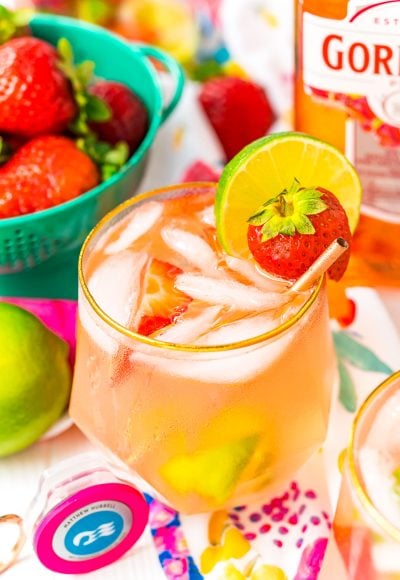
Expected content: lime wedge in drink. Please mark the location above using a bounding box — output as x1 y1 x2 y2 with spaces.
161 435 259 504
216 132 362 258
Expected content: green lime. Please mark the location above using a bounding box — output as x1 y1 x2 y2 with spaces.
0 302 71 457
216 131 362 258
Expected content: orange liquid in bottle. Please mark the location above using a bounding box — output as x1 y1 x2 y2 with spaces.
295 0 400 286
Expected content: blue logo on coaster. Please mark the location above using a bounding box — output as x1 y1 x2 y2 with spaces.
64 511 124 556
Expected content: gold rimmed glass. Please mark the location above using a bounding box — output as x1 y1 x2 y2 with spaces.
333 371 400 578
69 183 337 514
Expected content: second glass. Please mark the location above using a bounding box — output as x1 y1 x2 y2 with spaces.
333 371 400 579
70 183 337 514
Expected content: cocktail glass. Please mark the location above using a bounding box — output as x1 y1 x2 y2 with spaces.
333 371 400 578
70 182 337 514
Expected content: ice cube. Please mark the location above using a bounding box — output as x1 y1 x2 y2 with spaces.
359 446 400 530
175 274 291 311
225 256 289 292
132 324 292 383
195 312 277 346
156 306 222 344
88 251 148 326
161 227 220 275
197 204 216 227
104 201 163 255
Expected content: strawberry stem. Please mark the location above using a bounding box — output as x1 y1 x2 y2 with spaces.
56 38 130 182
248 179 328 241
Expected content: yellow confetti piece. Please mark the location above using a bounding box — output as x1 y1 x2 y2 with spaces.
259 8 279 28
251 564 288 580
200 527 251 574
209 510 229 545
223 564 247 579
173 126 185 149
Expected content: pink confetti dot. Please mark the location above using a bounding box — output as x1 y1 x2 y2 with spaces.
250 513 261 523
234 506 246 512
305 490 317 499
235 523 245 531
310 516 321 526
260 524 271 534
278 526 289 535
322 511 330 520
262 504 273 515
288 514 299 525
244 533 257 541
229 513 240 521
296 538 304 548
298 505 306 516
273 539 284 548
272 513 284 522
301 525 308 533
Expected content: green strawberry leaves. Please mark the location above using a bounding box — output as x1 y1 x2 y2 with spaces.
57 38 111 135
77 136 129 182
333 330 394 413
248 178 327 241
0 6 33 45
57 38 130 182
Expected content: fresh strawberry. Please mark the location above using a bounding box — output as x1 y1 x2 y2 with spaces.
137 259 191 336
247 180 351 281
198 76 275 161
181 160 221 183
0 135 99 218
88 80 149 154
0 37 76 137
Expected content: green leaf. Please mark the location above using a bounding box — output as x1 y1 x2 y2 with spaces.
333 331 394 375
292 213 315 234
103 142 129 166
248 209 272 225
298 199 327 215
86 94 111 122
338 358 357 413
189 60 225 82
76 61 95 86
0 6 32 44
57 38 74 65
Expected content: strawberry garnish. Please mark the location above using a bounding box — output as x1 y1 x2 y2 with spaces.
88 80 149 155
198 76 275 161
137 259 191 336
0 135 99 218
247 179 351 281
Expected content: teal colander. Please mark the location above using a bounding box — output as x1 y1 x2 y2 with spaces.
0 14 184 299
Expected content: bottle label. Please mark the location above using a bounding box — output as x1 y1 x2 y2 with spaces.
303 1 400 215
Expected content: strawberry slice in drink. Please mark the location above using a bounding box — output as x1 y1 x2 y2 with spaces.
137 259 192 336
110 259 191 384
